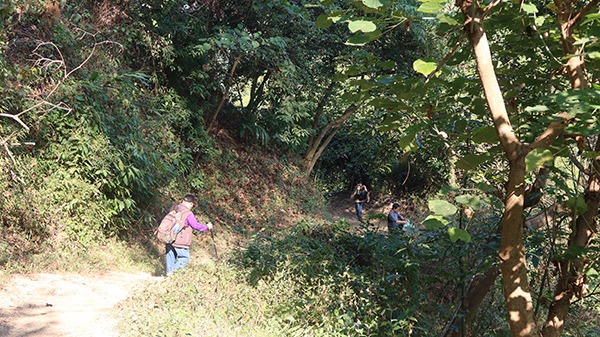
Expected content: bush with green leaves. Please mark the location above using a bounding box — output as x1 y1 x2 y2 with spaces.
233 220 438 336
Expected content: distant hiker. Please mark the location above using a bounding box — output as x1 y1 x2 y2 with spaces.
351 179 370 221
164 194 213 276
387 203 407 232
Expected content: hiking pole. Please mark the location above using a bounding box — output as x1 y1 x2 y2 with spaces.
210 227 219 260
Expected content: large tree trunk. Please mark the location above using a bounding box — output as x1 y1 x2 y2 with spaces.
456 0 568 335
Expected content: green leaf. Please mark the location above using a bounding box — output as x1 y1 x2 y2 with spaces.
413 59 437 76
525 105 549 113
362 0 383 8
380 60 396 70
377 76 395 85
332 73 348 82
437 13 458 25
439 186 460 196
455 153 491 171
455 194 482 210
525 148 554 172
346 34 371 46
397 133 419 153
521 3 538 14
586 268 599 278
90 71 99 81
418 2 443 13
563 245 588 260
472 126 498 144
423 215 445 229
316 14 333 29
429 199 457 216
566 196 588 215
448 227 471 243
582 151 600 159
319 0 336 5
348 20 377 33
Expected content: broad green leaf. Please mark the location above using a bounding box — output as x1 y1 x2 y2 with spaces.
582 13 600 25
448 227 471 243
413 59 437 76
582 151 600 159
377 76 395 85
535 16 546 26
362 0 383 8
348 20 377 33
587 51 600 58
332 73 348 82
90 71 99 81
437 13 459 25
472 126 498 144
525 105 549 113
418 2 443 13
477 182 498 193
380 60 395 69
525 148 554 171
563 245 588 260
429 199 457 216
346 34 371 46
521 3 538 14
398 133 419 153
456 153 491 171
345 66 362 76
439 186 460 196
455 194 482 210
566 196 588 215
423 215 446 229
378 115 402 132
316 14 333 28
319 0 336 5
586 268 599 278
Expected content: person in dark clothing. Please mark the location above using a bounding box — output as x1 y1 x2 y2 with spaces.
351 179 370 221
387 203 407 232
165 194 213 276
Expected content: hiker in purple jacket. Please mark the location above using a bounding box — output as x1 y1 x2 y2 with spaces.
165 194 213 276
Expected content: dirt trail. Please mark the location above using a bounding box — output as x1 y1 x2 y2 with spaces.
0 192 398 337
326 191 392 231
0 272 161 337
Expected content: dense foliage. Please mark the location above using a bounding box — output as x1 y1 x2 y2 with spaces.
1 0 599 336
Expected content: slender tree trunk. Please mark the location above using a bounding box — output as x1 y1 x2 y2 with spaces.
307 83 335 150
247 70 271 113
543 140 600 336
301 105 359 175
542 2 599 335
445 266 500 337
207 54 242 132
304 126 340 175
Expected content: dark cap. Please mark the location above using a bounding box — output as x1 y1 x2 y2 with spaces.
183 194 197 206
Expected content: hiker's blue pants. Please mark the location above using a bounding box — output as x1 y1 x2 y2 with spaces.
165 244 190 276
355 202 363 221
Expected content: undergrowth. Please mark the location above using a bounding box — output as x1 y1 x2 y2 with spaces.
119 220 441 336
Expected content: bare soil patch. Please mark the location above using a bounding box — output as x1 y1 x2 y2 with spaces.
0 272 161 337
